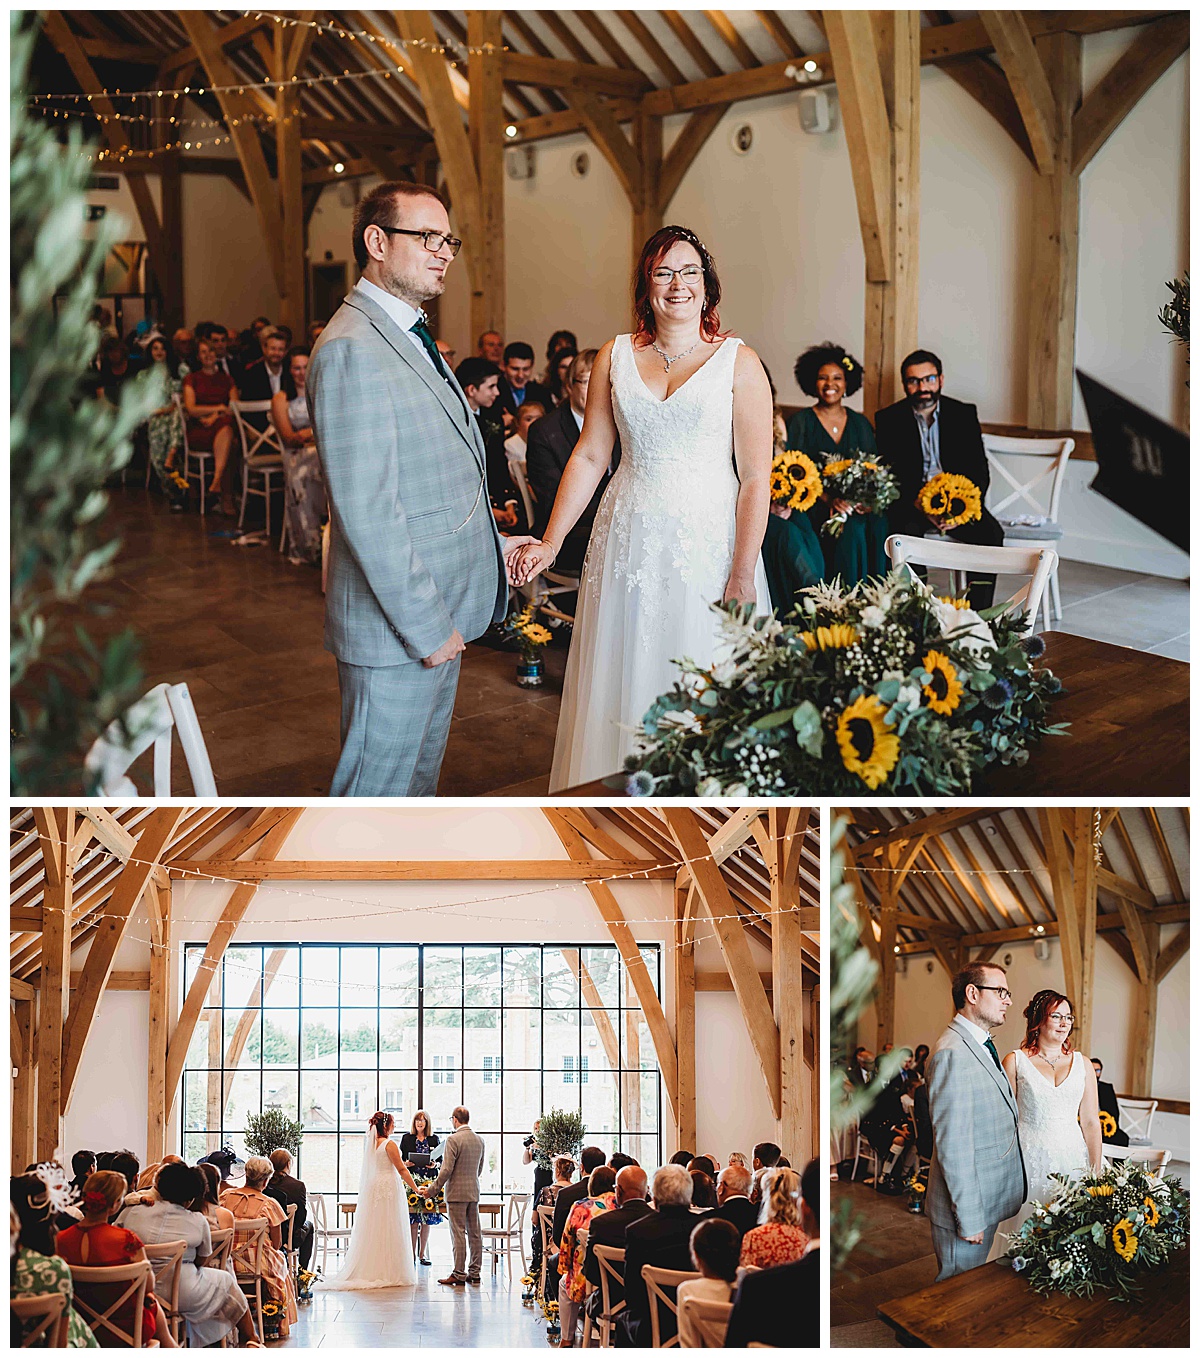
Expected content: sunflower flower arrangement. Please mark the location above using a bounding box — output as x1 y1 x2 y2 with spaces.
1099 1110 1118 1138
624 567 1067 796
770 450 823 513
818 449 900 536
1004 1160 1189 1301
503 602 554 661
918 471 982 529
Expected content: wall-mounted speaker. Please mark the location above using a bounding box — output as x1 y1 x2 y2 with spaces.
799 87 838 134
506 145 536 180
1034 939 1050 961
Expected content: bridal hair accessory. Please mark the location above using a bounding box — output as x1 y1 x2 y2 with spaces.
31 1162 74 1216
368 1110 395 1136
670 225 713 272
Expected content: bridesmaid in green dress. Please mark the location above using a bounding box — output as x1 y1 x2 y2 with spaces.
761 368 826 619
785 343 890 586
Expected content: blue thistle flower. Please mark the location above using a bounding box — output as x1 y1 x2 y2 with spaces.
1046 675 1063 695
1021 633 1047 659
625 770 656 797
983 678 1014 709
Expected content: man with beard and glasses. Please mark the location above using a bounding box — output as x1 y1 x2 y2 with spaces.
874 348 1004 608
307 181 534 796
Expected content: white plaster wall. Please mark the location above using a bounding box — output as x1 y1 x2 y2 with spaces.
695 991 779 1164
63 992 150 1166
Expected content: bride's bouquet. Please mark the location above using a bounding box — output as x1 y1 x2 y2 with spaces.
1005 1160 1189 1301
770 450 823 513
819 451 899 536
918 471 982 528
624 568 1067 796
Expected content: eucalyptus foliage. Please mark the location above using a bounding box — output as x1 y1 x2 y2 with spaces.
11 12 164 792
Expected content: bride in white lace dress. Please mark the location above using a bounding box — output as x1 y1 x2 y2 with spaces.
510 227 772 790
327 1112 418 1289
992 990 1103 1258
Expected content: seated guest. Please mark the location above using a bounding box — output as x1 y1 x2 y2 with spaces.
690 1171 718 1210
505 399 546 471
713 1163 758 1238
525 349 620 574
92 335 142 405
786 342 889 587
688 1156 717 1179
874 348 1004 609
140 337 190 508
198 1147 242 1196
478 329 504 365
219 1156 298 1339
456 355 526 533
264 1149 313 1271
726 1151 748 1170
553 1146 607 1247
544 343 577 408
618 1164 706 1348
557 1165 617 1347
753 1141 781 1172
541 1156 575 1210
195 1162 236 1231
913 1042 930 1079
676 1218 741 1347
740 1167 809 1270
1091 1057 1131 1147
542 329 577 382
271 346 326 566
860 1059 913 1190
608 1152 638 1173
912 1079 933 1161
182 337 239 514
99 1150 143 1206
11 1170 99 1348
171 328 196 375
70 1151 96 1197
497 341 553 425
136 1154 184 1193
240 326 290 409
196 322 243 385
57 1171 174 1347
669 1151 694 1168
119 1162 258 1347
725 1159 819 1348
582 1164 651 1307
306 321 326 348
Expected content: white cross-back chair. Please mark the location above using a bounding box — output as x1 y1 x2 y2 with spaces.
642 1265 700 1349
1116 1097 1159 1144
231 1216 270 1343
1105 1146 1171 1172
84 680 217 796
582 1243 627 1348
508 455 537 532
175 393 214 516
481 1191 529 1277
310 1192 351 1274
70 1260 158 1347
678 1295 734 1348
206 1226 235 1272
12 1292 70 1347
885 535 1057 635
983 433 1074 628
536 1202 556 1308
231 399 286 539
143 1238 187 1344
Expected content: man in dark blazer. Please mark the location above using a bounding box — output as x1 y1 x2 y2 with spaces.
552 1145 607 1247
495 341 553 424
264 1148 314 1269
525 349 620 574
712 1163 758 1237
725 1157 820 1348
1090 1057 1130 1146
874 348 1004 609
582 1164 651 1311
616 1165 709 1347
236 328 289 432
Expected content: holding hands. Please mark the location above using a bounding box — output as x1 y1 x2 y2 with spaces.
507 538 558 587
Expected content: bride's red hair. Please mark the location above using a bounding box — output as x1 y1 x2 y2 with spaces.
1020 989 1074 1055
632 226 725 346
368 1111 394 1137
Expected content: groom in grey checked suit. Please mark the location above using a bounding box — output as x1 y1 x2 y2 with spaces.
309 182 531 795
926 961 1026 1280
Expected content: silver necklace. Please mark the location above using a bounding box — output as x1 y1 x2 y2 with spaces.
650 337 702 371
1036 1045 1066 1066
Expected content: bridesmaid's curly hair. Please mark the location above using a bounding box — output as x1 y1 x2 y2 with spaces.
1020 989 1074 1056
368 1111 395 1137
794 343 863 398
632 226 726 345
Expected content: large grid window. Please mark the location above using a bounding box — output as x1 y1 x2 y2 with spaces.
180 942 663 1204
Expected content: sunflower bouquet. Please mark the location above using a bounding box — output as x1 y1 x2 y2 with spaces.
1004 1160 1189 1301
819 450 899 536
503 602 554 661
918 471 982 529
406 1179 447 1223
770 450 823 513
624 567 1067 796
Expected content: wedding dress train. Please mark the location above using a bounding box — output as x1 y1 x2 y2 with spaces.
548 333 771 791
327 1133 416 1289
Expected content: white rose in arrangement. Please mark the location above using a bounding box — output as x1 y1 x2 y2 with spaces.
658 709 703 734
696 778 724 798
931 599 995 657
860 605 886 629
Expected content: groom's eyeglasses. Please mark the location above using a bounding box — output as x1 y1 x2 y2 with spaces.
975 985 1012 1000
378 227 463 258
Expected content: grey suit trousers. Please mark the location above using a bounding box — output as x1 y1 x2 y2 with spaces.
447 1200 482 1281
331 655 460 797
930 1222 997 1281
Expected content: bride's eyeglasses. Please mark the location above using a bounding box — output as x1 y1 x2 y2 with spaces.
975 984 1012 1000
650 266 703 284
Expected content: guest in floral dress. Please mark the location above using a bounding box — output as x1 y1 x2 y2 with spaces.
10 1171 98 1348
139 336 189 509
739 1167 809 1269
219 1157 298 1337
531 1155 575 1293
557 1166 617 1347
399 1110 443 1266
271 346 327 565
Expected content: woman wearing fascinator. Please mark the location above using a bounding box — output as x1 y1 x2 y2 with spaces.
509 226 774 790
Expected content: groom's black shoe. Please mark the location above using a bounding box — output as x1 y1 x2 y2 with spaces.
467 1276 481 1285
438 1275 466 1286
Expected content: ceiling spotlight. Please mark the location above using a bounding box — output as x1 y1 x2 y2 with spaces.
803 59 818 73
893 944 901 954
1035 924 1046 935
505 124 519 138
333 161 345 173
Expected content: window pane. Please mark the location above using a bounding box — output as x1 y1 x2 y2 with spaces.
501 1069 542 1135
544 1008 581 1073
380 947 419 1006
223 1070 261 1134
503 947 541 1005
223 946 261 1011
298 1134 337 1198
379 1071 418 1129
581 1066 620 1135
263 1071 298 1121
339 1071 377 1127
379 1010 417 1065
301 1009 340 1066
503 1007 541 1068
639 946 661 998
260 1012 299 1067
423 1008 462 1073
621 1013 658 1071
463 947 501 1007
424 946 462 1004
185 1010 221 1070
340 947 378 1008
462 1070 500 1132
581 947 620 1007
582 1009 620 1075
182 1071 218 1133
462 1009 500 1065
339 1133 366 1195
542 949 580 1008
263 948 299 1008
498 1132 533 1197
300 1071 337 1130
302 947 340 1007
340 1010 378 1062
229 1011 262 1073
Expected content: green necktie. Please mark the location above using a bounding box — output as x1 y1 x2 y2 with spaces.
409 314 449 380
984 1036 1002 1071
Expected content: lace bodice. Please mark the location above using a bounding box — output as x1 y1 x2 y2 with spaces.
1012 1049 1089 1205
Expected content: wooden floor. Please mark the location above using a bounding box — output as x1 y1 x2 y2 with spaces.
89 486 566 797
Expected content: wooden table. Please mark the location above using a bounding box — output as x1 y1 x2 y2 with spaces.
566 632 1189 798
878 1249 1189 1347
478 1202 503 1224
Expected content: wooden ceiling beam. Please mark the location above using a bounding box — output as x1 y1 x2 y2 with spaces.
1144 807 1184 903
852 807 997 858
662 11 724 79
704 10 762 69
501 12 570 114
575 12 642 72
165 858 675 881
501 50 651 98
979 11 1058 174
756 11 805 61
616 11 687 86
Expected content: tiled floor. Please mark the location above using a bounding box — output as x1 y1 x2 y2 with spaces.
85 487 1189 796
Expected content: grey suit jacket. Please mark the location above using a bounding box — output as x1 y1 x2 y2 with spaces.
430 1125 485 1203
926 1017 1026 1238
308 289 507 667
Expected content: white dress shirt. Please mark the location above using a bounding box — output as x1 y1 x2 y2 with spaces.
354 276 440 373
952 1013 993 1049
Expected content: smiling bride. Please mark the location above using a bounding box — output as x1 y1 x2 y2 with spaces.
509 226 773 791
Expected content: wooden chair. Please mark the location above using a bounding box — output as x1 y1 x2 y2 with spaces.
69 1259 158 1347
1116 1097 1159 1144
982 433 1074 627
678 1295 733 1348
481 1191 529 1278
535 1203 556 1309
176 392 214 516
231 399 286 540
231 1216 270 1342
885 535 1058 634
11 1292 70 1347
283 1202 300 1285
641 1265 700 1349
310 1192 350 1274
581 1243 626 1348
206 1226 235 1272
1105 1146 1172 1172
84 679 217 796
850 1122 879 1190
142 1238 187 1345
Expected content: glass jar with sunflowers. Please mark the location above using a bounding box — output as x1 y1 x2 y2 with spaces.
503 603 554 686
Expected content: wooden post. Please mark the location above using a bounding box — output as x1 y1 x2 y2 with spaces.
146 881 170 1163
673 883 697 1153
876 852 899 1052
1040 808 1081 1002
771 811 809 1161
624 972 642 1136
275 26 307 335
631 109 663 264
35 809 73 1162
1129 923 1161 1096
156 91 184 330
12 1000 36 1173
1071 808 1098 1054
468 12 506 341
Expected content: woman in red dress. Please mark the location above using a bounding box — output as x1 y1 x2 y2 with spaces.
182 337 239 513
739 1166 810 1269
